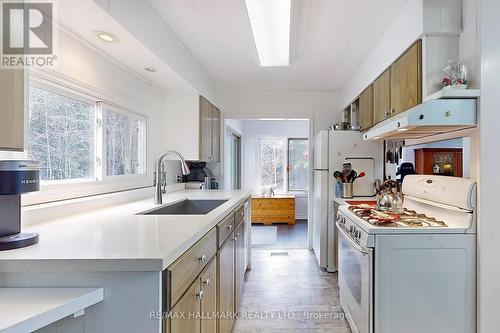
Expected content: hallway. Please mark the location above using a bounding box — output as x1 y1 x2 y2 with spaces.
233 249 351 333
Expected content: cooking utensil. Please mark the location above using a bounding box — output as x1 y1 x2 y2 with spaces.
334 171 344 182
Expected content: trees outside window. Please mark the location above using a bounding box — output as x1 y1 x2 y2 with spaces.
29 86 95 181
260 138 285 192
28 85 146 183
259 137 309 194
288 138 309 191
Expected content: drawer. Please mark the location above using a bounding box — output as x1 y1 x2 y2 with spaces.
217 213 235 248
167 228 217 309
234 204 245 226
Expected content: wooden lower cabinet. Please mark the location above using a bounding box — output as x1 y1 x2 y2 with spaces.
218 236 235 333
234 222 245 314
169 279 201 333
167 258 217 333
201 258 217 333
251 196 295 225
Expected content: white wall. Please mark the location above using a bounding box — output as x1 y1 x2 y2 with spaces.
162 92 200 160
238 119 309 219
219 91 341 135
478 0 500 331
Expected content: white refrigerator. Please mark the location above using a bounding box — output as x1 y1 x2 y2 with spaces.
312 130 383 272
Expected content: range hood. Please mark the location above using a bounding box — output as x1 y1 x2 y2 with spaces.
363 99 477 140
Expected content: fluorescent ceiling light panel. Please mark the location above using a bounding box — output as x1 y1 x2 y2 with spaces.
245 0 291 67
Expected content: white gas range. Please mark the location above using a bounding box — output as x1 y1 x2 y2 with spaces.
336 175 476 333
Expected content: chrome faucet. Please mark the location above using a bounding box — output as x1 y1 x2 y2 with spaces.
154 150 190 205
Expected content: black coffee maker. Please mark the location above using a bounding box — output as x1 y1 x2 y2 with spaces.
0 160 40 251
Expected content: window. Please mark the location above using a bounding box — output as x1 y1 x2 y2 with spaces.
258 137 309 194
29 86 96 181
105 108 144 176
288 138 309 191
260 138 285 192
27 84 146 184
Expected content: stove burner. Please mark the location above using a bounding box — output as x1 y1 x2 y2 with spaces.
349 206 447 227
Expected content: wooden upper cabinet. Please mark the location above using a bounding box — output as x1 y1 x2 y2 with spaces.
211 106 220 162
358 85 373 131
0 69 25 151
199 96 221 162
390 40 422 116
373 68 391 124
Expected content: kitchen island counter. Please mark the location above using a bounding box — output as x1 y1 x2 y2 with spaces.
0 189 251 272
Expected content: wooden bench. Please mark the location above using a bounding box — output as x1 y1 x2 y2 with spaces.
251 195 295 225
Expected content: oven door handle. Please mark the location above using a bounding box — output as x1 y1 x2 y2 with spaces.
336 222 370 255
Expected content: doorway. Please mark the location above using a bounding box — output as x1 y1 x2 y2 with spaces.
225 118 311 250
225 128 242 190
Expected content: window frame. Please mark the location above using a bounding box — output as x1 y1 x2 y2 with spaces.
256 136 309 195
22 71 150 206
287 137 309 193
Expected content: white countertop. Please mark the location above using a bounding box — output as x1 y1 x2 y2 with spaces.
0 288 104 333
0 189 251 272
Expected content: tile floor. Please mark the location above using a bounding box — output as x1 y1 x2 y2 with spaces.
232 249 352 333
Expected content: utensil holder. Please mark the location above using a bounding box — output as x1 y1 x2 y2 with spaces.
342 183 354 199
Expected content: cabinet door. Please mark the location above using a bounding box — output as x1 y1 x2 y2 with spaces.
200 258 217 333
358 85 373 131
211 106 220 162
218 237 235 333
0 69 25 151
199 96 213 161
234 222 245 314
169 280 201 333
373 68 391 124
390 40 422 116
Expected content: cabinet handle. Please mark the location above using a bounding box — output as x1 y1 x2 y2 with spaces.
202 278 211 287
384 111 389 117
390 108 395 114
196 291 204 300
227 224 233 230
234 233 240 240
198 255 207 264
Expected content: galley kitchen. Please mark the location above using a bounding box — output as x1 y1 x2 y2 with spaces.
0 0 498 333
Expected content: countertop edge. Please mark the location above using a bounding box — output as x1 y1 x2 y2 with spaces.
0 191 252 273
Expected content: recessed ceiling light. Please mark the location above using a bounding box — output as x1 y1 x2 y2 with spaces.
397 128 409 132
144 67 157 73
95 31 118 43
245 0 291 67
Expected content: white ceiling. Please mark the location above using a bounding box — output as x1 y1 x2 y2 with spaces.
147 0 408 92
55 0 196 93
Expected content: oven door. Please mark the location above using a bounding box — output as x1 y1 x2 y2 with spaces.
337 223 373 333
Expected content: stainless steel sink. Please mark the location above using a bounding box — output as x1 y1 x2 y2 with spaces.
140 199 228 215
